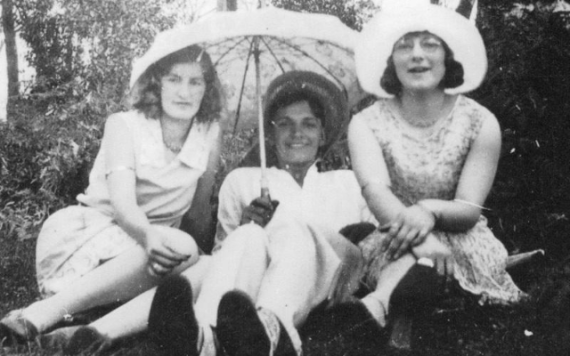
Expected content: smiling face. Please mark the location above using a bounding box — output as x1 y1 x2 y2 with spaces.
160 62 206 121
271 100 325 169
392 32 446 93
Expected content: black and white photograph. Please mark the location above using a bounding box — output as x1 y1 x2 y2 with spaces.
1 0 569 355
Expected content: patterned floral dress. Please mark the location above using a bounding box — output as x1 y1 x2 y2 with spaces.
354 95 524 305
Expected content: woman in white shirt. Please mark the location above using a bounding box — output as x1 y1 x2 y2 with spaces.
0 44 223 345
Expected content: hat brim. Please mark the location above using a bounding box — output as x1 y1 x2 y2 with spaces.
263 71 349 155
356 4 487 98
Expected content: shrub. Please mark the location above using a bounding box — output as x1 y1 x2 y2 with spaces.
0 90 113 240
471 1 570 259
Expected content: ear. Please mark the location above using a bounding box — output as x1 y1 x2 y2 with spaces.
319 130 326 147
266 127 275 146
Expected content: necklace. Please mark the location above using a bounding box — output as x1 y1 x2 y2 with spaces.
163 140 183 153
395 96 448 128
161 116 195 154
401 114 441 128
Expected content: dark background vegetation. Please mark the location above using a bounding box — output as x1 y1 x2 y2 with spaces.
1 0 570 355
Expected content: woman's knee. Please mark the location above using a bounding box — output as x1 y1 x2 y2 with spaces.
156 226 199 257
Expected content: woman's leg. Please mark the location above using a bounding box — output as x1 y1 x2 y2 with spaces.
22 244 198 333
362 254 416 326
88 256 212 340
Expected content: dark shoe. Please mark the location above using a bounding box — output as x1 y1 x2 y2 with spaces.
339 223 377 245
38 325 82 351
217 290 296 356
148 275 200 356
301 299 385 356
390 263 450 314
64 326 111 355
0 309 38 346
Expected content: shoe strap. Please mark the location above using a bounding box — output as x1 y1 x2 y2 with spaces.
257 308 281 356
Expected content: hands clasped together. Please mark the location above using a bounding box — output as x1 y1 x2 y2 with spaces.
381 204 454 277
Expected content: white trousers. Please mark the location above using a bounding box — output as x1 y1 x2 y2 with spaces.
195 208 361 355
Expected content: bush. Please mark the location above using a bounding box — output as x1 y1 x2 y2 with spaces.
472 1 570 259
0 90 114 240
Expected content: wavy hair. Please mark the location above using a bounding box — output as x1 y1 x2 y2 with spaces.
131 45 223 124
380 36 465 96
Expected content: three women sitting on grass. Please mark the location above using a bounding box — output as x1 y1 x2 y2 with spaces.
0 2 525 355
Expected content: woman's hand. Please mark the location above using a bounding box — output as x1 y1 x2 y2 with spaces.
144 227 194 276
381 204 436 260
239 196 279 227
412 234 454 277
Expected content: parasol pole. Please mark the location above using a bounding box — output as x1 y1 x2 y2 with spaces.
256 0 270 198
254 35 270 198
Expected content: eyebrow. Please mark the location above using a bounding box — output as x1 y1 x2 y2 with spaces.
163 73 204 80
274 116 320 122
401 33 442 41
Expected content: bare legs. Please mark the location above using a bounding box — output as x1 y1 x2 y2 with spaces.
89 256 212 340
362 253 416 326
22 244 199 334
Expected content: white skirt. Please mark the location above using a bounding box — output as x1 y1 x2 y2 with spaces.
36 206 137 297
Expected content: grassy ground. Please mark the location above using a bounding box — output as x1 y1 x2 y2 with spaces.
1 222 568 356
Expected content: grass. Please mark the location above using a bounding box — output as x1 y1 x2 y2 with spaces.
1 216 568 356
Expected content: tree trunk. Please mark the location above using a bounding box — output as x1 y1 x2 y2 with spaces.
217 0 237 11
2 0 19 101
227 0 237 11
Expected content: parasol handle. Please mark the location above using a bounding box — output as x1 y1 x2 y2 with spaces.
260 185 270 199
254 35 270 197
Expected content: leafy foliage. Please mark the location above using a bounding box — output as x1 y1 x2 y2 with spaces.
0 0 183 240
15 0 178 99
0 96 104 240
472 1 570 258
16 0 78 92
272 0 378 31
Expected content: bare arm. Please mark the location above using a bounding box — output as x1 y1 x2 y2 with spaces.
348 116 405 225
348 116 436 259
417 114 502 231
104 116 190 274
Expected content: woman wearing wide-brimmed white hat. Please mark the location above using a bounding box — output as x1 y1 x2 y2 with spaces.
335 0 525 334
0 45 224 345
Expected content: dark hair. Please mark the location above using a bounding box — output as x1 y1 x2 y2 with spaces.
380 37 465 96
132 45 222 123
264 91 325 131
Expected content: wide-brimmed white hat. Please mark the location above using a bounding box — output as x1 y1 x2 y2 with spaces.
356 1 487 98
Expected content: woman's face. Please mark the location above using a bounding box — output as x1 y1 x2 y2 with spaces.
271 100 325 168
392 32 446 93
160 62 206 121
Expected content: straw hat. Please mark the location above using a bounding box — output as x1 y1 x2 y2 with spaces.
356 0 487 98
263 70 349 154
